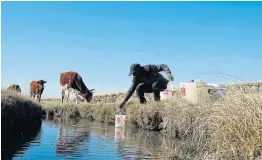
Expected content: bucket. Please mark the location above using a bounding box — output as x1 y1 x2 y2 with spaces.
114 127 125 141
160 81 174 100
115 115 126 128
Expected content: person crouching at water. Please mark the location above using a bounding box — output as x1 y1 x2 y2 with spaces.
117 63 174 115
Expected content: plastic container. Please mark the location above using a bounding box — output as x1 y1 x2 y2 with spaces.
114 127 125 141
179 81 208 104
115 115 126 128
161 81 174 100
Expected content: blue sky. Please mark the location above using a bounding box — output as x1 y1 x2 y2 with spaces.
2 1 262 97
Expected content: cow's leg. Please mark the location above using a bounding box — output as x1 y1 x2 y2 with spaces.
36 93 39 102
65 89 70 103
39 93 42 103
64 89 67 103
73 90 79 104
64 89 68 103
35 93 38 101
61 88 65 103
38 94 42 103
31 92 35 99
36 94 39 102
33 93 36 100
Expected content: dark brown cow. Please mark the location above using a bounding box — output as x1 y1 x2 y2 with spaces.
60 71 95 104
30 80 47 103
7 84 21 93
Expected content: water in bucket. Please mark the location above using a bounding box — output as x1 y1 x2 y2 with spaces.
115 115 126 128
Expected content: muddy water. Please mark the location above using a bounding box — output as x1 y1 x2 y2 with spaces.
3 118 176 160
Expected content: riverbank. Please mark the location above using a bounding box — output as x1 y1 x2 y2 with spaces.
42 89 262 159
1 89 44 138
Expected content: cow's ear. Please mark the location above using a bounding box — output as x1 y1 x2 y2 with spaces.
44 81 47 83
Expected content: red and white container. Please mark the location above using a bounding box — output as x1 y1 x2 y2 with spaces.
160 81 174 100
115 115 126 128
114 127 125 141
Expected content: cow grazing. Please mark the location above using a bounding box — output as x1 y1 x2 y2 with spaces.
30 80 47 103
60 71 95 104
7 84 22 93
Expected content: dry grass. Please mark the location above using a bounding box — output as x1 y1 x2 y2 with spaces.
207 90 262 159
161 89 262 160
41 85 262 160
1 89 43 137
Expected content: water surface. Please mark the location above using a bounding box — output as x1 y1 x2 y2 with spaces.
3 118 175 160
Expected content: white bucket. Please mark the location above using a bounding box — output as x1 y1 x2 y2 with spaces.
114 127 125 141
160 81 174 100
115 115 126 128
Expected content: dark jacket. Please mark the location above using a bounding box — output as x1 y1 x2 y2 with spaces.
120 64 171 105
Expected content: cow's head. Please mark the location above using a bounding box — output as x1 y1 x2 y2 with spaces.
9 84 21 93
37 80 47 85
84 89 95 102
15 85 22 93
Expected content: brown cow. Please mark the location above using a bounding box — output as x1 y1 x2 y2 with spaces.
60 71 95 104
30 80 47 103
7 84 22 93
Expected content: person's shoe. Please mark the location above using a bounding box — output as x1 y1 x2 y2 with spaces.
154 99 161 103
139 97 147 104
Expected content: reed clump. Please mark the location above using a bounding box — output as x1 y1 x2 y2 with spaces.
163 88 262 160
207 89 262 159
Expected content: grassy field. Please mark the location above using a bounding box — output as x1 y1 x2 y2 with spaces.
41 84 262 160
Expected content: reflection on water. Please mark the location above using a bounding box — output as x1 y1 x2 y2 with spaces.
3 118 175 160
1 123 42 160
56 119 91 156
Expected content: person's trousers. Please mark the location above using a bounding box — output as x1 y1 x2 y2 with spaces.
135 79 168 104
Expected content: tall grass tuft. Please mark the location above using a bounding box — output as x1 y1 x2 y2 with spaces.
208 90 262 159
